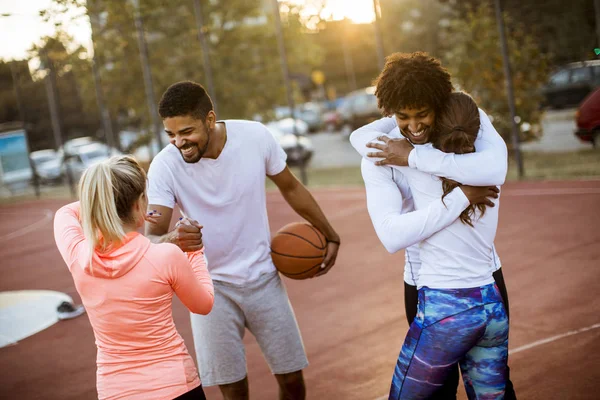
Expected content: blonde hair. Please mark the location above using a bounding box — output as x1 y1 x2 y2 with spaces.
78 155 147 273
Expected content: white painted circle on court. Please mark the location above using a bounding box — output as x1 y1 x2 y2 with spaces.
0 290 74 348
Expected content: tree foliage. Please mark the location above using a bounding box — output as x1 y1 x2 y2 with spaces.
442 0 597 65
441 3 551 143
1 0 593 152
49 0 322 123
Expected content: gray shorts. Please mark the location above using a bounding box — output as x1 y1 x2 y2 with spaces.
190 271 308 386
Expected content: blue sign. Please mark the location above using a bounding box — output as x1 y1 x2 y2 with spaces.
0 130 33 186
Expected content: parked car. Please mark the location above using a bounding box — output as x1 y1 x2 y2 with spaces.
320 98 347 132
266 124 313 167
542 60 600 109
30 149 64 184
574 87 600 148
338 86 382 137
60 136 96 157
298 103 324 132
64 143 122 181
274 104 324 133
267 118 309 136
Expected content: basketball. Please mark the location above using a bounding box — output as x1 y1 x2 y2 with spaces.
271 222 327 280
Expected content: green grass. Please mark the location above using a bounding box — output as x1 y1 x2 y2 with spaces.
266 166 364 189
508 149 600 180
506 149 600 181
280 149 600 189
2 150 599 205
0 184 76 205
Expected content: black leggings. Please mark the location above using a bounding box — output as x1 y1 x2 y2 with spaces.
403 268 516 400
173 385 207 400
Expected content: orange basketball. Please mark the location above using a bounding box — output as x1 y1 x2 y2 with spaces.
271 222 327 280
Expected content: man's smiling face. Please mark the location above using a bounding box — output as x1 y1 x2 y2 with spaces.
163 115 210 163
395 106 436 144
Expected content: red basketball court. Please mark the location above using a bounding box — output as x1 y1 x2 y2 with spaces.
1 179 599 399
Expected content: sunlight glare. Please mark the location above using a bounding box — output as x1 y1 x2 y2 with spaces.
320 0 376 24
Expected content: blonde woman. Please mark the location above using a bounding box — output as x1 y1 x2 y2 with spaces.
54 155 214 400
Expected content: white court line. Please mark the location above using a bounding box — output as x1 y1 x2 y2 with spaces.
372 322 600 400
0 209 54 242
502 188 600 196
509 322 600 355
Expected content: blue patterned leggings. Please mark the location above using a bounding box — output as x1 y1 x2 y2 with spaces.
389 283 509 400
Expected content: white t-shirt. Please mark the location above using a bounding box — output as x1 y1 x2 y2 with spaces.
147 120 287 285
351 109 506 289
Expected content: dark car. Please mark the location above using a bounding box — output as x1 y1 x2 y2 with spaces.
338 87 382 136
265 122 313 167
574 87 600 147
542 60 600 109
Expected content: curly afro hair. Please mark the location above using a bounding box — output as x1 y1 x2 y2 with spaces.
158 81 214 120
373 52 453 117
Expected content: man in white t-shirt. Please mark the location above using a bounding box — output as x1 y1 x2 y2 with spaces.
145 81 340 400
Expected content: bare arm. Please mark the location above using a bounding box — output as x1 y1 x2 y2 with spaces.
145 205 204 252
268 166 340 276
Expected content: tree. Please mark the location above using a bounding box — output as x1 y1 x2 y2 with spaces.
44 0 324 131
30 34 102 144
442 0 597 65
441 3 551 143
379 0 453 58
312 19 381 96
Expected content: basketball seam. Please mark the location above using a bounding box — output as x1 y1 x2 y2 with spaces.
271 250 324 259
276 231 326 250
305 224 326 248
281 261 323 276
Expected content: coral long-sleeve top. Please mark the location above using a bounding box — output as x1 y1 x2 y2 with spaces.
54 202 214 400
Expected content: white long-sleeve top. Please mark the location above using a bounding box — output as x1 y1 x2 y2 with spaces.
350 109 508 186
352 109 506 289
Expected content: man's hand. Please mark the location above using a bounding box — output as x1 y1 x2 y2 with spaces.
315 239 340 277
169 217 204 252
365 136 414 167
460 185 500 207
144 209 162 225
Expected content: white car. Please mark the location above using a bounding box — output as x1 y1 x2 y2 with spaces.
30 149 64 184
60 137 96 157
64 143 122 181
268 118 309 136
266 125 313 167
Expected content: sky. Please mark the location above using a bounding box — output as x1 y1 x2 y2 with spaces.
0 0 92 61
0 0 375 62
298 0 376 24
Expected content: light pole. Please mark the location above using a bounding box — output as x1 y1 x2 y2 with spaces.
372 0 385 70
9 62 40 198
192 0 218 116
271 0 307 185
87 0 117 153
342 21 357 92
130 0 163 156
595 0 600 48
494 0 524 178
40 48 77 197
